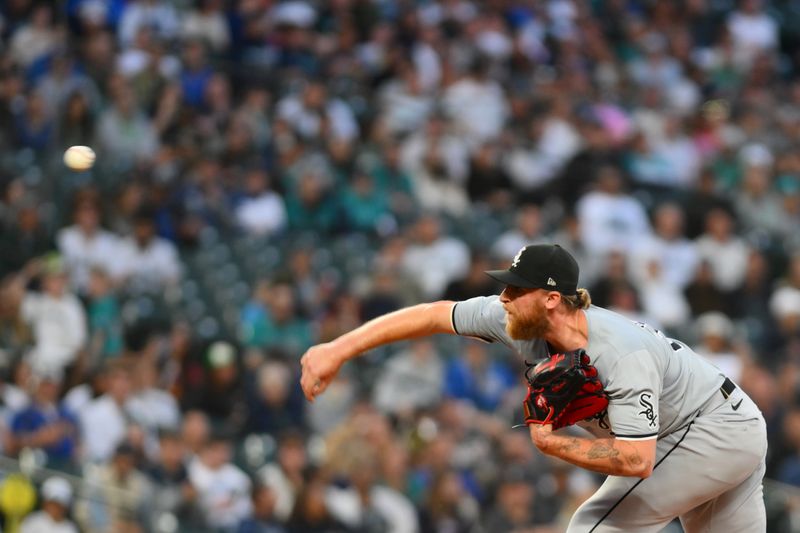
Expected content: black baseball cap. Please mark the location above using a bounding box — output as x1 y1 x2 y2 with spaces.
486 244 579 295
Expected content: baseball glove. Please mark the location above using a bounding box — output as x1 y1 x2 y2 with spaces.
523 350 608 429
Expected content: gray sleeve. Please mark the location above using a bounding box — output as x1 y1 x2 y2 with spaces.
605 350 662 440
451 296 510 344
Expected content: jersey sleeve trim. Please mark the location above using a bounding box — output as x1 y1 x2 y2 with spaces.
614 432 658 441
450 302 495 343
450 302 460 335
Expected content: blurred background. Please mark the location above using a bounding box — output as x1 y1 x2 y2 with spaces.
0 0 800 531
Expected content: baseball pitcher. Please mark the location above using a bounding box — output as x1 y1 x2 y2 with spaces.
300 244 767 532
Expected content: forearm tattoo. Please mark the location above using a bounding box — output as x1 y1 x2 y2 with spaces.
559 438 581 455
587 441 620 460
587 441 625 470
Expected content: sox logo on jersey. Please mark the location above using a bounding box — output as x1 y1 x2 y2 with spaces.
638 393 657 427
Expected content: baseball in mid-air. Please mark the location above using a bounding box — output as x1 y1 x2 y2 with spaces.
63 146 96 171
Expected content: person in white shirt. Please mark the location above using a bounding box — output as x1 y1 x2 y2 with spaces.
114 209 181 294
276 80 359 143
493 204 549 262
15 255 87 374
442 57 508 147
325 447 419 533
576 166 652 257
57 199 120 295
372 339 444 415
180 0 230 52
726 0 778 68
631 203 699 290
118 0 180 48
20 477 78 533
378 62 435 135
234 168 287 236
189 434 253 530
400 115 471 217
692 312 747 383
127 359 180 433
401 214 470 299
79 361 134 463
694 208 750 292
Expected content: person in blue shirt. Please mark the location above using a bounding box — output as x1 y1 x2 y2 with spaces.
443 340 515 412
10 368 79 471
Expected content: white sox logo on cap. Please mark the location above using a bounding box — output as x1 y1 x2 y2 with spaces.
512 246 526 268
486 243 579 295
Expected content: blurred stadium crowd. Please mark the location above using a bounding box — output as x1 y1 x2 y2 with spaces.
1 0 800 531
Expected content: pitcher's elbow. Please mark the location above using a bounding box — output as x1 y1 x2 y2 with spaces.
632 462 654 479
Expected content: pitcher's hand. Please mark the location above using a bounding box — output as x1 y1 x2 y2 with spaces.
300 342 347 401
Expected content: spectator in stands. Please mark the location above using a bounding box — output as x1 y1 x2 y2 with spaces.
14 254 87 374
0 196 53 279
77 442 153 533
694 207 751 292
244 359 305 436
146 429 198 528
114 208 181 294
10 368 79 471
373 339 444 416
277 79 359 145
95 86 159 168
693 312 750 383
575 166 652 257
631 202 699 291
20 476 78 533
86 267 123 362
327 446 420 533
235 168 288 237
188 432 253 531
237 483 287 533
13 92 55 153
482 469 552 533
634 256 691 333
127 357 181 434
442 56 509 146
493 204 548 262
79 360 134 463
443 251 501 302
181 0 230 54
182 341 246 434
8 4 61 67
443 341 515 412
340 170 396 236
401 214 470 299
241 281 314 356
57 91 95 149
400 114 471 217
118 0 180 49
257 430 308 523
181 410 211 456
284 170 339 234
286 470 352 533
726 0 779 69
57 198 119 296
418 468 480 533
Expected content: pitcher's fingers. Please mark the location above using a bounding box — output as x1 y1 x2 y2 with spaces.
300 372 316 402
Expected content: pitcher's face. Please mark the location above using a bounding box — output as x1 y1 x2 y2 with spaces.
501 286 551 340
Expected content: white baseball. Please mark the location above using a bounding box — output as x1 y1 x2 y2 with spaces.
63 146 96 171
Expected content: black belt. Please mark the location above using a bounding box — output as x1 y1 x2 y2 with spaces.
720 377 736 399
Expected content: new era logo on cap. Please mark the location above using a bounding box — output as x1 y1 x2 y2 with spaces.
485 244 579 295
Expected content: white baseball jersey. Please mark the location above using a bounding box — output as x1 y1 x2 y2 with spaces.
452 295 768 531
452 296 731 439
